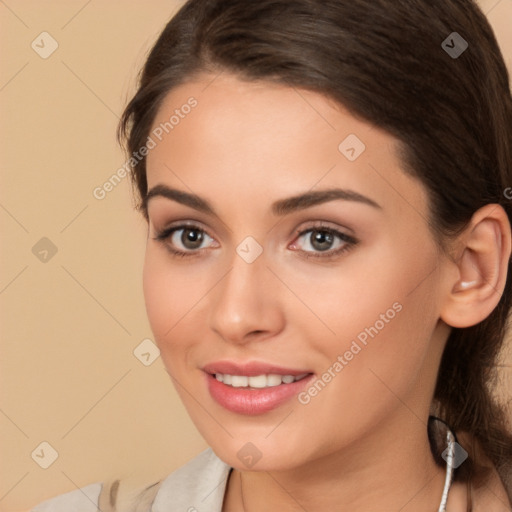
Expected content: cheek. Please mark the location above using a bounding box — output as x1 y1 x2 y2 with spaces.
143 250 176 341
274 249 414 346
142 249 203 353
289 241 441 385
290 287 439 456
338 284 438 418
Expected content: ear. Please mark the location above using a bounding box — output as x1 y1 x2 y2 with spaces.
440 204 511 328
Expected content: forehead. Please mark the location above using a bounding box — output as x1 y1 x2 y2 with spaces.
145 73 429 220
148 73 375 158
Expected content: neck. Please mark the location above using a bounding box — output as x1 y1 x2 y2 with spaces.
224 412 447 512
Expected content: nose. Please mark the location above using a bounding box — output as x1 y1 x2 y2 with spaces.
209 250 285 345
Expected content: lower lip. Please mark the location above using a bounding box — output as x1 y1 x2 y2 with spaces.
205 372 315 415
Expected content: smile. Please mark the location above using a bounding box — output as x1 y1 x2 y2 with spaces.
205 371 315 415
213 373 310 388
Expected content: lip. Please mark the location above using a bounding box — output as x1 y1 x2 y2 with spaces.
202 360 312 377
202 361 315 415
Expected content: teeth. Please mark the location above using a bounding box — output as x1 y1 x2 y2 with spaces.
266 374 282 387
231 376 248 387
246 374 267 388
214 373 309 388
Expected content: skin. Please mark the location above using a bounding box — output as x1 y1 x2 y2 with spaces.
142 73 511 511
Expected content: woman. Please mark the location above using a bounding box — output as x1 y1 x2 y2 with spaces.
31 0 512 510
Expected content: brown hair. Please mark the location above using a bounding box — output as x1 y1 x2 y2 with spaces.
118 0 512 503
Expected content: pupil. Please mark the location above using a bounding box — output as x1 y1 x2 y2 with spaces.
182 228 203 249
311 230 333 251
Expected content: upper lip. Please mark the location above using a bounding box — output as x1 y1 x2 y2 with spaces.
202 360 313 377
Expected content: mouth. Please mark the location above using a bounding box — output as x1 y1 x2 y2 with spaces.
210 372 311 389
202 361 315 415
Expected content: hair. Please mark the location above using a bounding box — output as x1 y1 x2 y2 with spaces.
118 0 512 504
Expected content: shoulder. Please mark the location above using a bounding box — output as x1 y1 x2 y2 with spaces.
152 447 232 511
30 482 103 512
29 448 232 512
29 478 163 512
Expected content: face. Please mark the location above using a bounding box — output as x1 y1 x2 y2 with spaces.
143 73 453 472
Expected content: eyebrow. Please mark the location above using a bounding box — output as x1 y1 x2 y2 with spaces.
143 184 381 216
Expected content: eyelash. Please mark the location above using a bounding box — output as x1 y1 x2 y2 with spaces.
152 222 358 260
293 225 358 260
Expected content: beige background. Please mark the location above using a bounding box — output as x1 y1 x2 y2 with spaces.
1 1 511 510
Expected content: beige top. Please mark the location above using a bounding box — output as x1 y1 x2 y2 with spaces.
30 448 232 512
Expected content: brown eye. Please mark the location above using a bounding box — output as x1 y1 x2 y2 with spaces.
154 224 217 253
297 228 342 252
310 230 335 251
290 226 357 259
180 228 205 249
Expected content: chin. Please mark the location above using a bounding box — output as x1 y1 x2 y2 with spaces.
204 433 312 472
